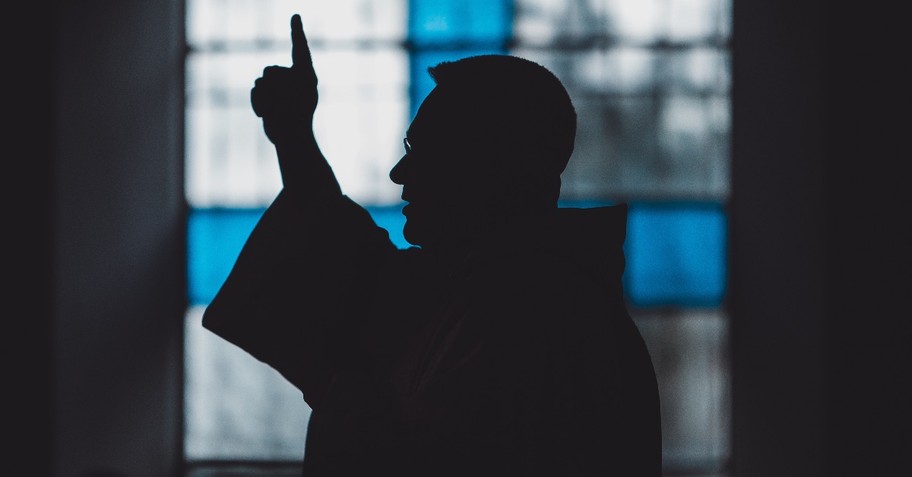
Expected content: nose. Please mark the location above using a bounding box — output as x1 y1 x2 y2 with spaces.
389 153 409 185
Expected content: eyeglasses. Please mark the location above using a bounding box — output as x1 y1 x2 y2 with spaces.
403 137 412 154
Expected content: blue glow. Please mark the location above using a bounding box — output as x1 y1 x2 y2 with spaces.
558 199 616 209
407 0 512 119
188 201 726 307
188 205 410 306
187 208 265 306
188 202 726 307
623 202 727 307
366 203 411 250
409 0 512 46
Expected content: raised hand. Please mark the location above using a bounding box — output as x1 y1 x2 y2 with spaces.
249 14 340 195
251 14 319 145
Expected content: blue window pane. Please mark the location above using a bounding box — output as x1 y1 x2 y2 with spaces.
188 205 410 306
187 208 266 306
409 0 512 46
189 203 725 307
366 203 410 250
558 199 615 209
407 0 513 118
624 202 727 307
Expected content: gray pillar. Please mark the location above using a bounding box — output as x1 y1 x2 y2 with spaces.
53 1 185 476
729 0 826 475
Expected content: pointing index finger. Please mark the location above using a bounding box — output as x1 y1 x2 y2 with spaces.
290 14 311 69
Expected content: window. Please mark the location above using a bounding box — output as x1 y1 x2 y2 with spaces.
184 0 731 475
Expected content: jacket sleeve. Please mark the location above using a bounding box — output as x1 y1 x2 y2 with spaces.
201 188 397 409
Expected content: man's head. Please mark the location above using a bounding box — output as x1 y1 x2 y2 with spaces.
389 54 577 251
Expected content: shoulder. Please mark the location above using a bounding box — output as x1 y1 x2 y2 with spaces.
477 250 607 309
465 252 619 344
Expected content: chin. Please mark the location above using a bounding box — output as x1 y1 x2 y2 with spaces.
401 221 424 248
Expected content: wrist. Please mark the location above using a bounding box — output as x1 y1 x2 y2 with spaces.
273 131 341 197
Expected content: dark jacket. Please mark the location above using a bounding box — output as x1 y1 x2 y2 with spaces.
203 190 662 476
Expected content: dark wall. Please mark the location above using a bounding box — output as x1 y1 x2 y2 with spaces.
729 0 826 474
12 1 186 476
731 1 908 477
9 3 59 476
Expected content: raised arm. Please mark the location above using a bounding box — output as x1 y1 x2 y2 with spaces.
202 15 400 406
251 13 341 198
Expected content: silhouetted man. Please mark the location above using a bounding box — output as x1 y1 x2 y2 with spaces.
203 13 662 477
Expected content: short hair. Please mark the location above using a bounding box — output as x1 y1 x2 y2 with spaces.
427 55 577 202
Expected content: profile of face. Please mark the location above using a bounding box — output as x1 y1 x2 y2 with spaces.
389 86 500 251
